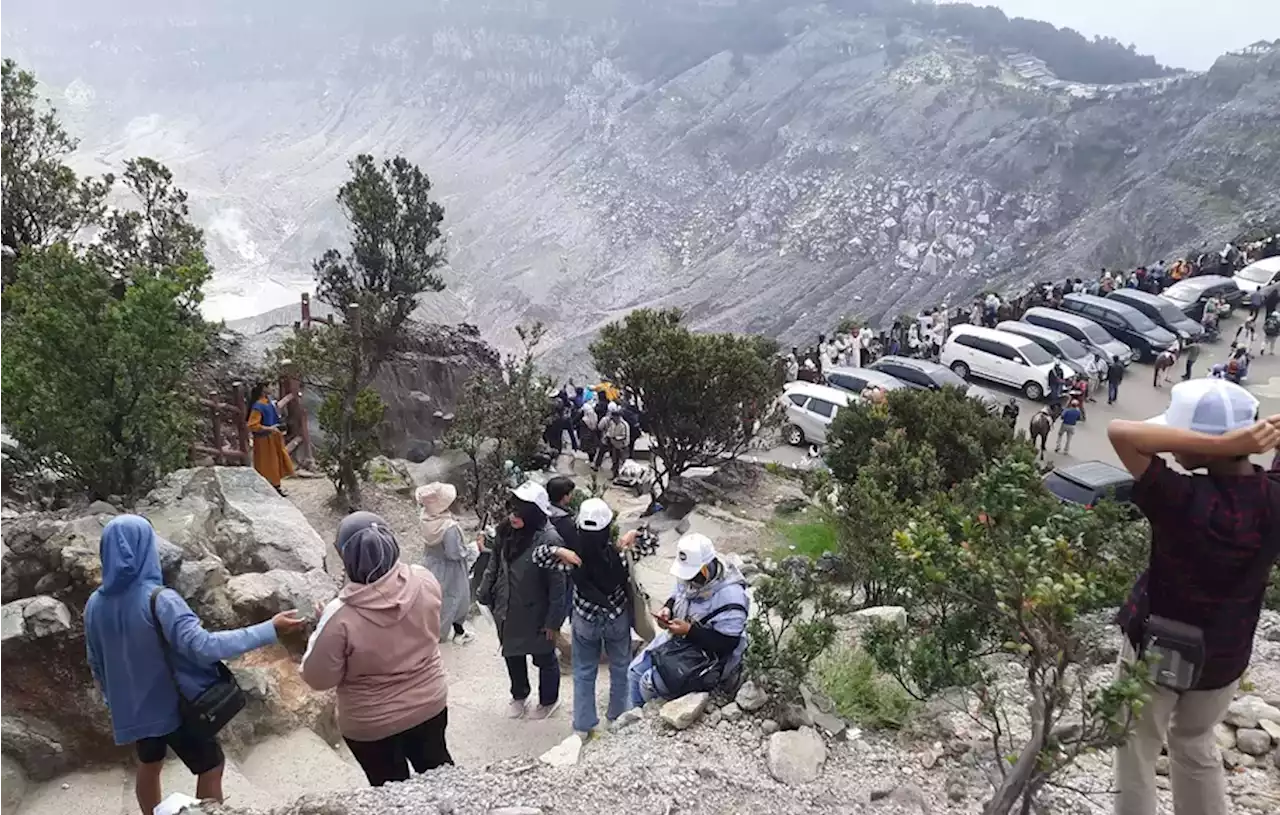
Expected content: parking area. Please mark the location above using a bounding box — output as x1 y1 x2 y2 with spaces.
757 310 1280 472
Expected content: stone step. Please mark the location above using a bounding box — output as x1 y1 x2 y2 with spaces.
237 728 367 803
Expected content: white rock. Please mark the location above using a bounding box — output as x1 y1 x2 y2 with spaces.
538 734 583 768
1213 722 1236 750
660 693 710 730
1224 695 1280 729
766 726 828 785
853 606 907 627
489 809 543 815
719 702 742 721
1235 728 1272 756
735 680 769 712
611 708 644 732
1258 719 1280 741
761 719 780 736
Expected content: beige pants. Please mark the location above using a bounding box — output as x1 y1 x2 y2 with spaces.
1113 642 1236 815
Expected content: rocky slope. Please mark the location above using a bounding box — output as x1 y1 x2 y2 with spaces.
4 1 1279 361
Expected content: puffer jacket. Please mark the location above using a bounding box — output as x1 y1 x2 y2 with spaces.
477 522 567 656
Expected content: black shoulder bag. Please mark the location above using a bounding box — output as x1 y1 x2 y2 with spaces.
651 603 748 697
149 587 247 739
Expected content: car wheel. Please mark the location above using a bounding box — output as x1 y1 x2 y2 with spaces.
950 361 970 379
1023 381 1044 400
784 424 805 446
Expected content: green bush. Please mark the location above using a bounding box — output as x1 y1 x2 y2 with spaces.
315 387 385 496
815 646 917 729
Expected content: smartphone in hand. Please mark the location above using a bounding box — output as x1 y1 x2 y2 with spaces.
651 611 671 629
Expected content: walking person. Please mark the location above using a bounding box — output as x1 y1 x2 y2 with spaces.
416 482 478 645
245 382 295 496
1108 381 1280 815
594 404 631 479
537 498 637 738
85 515 305 815
301 513 453 786
1107 356 1126 405
1264 311 1279 356
1181 342 1200 380
1053 400 1082 454
477 482 569 720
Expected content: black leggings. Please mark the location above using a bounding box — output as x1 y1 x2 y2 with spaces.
452 622 466 637
345 708 453 787
506 652 559 707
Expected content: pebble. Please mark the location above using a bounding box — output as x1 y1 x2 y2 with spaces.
489 809 542 815
735 680 770 712
1234 728 1272 757
761 719 780 736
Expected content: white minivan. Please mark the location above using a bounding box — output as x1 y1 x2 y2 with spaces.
941 325 1059 400
779 382 855 446
1232 256 1280 299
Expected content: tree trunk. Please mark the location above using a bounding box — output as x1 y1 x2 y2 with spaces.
986 714 1046 815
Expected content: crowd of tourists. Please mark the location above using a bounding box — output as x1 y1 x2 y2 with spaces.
84 472 748 810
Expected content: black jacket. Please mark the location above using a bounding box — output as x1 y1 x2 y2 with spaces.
1107 361 1126 384
477 521 567 656
566 528 629 612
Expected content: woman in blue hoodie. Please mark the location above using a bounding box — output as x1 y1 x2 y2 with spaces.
84 515 305 815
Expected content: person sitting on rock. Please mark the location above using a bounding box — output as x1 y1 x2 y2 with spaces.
417 482 479 645
301 512 453 787
477 482 569 720
84 515 305 815
627 534 749 706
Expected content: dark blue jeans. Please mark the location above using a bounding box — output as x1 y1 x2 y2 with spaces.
1107 381 1119 403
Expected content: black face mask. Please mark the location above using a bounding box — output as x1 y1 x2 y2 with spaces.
688 559 719 587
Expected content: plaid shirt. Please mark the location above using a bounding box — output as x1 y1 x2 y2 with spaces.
533 543 629 623
1116 457 1280 690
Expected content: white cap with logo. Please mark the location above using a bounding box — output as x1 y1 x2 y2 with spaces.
670 533 717 580
1148 379 1258 435
511 481 553 516
576 498 614 531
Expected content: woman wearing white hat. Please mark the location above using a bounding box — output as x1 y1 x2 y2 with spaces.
626 533 750 706
416 482 478 644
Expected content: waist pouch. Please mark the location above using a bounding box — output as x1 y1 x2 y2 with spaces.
1139 614 1205 692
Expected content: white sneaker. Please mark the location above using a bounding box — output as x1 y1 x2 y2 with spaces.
453 630 475 645
507 699 528 719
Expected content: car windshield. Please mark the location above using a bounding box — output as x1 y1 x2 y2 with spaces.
1081 323 1113 345
1021 343 1054 365
1163 287 1195 304
1044 473 1096 506
1238 265 1274 284
1056 337 1089 359
1127 311 1159 331
932 365 968 388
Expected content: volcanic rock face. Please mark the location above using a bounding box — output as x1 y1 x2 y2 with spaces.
5 1 1279 359
0 468 340 781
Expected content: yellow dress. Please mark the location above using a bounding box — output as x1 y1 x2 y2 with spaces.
247 402 295 487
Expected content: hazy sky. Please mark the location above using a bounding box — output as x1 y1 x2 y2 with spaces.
956 0 1279 70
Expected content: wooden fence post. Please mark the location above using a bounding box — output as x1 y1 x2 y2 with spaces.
300 292 312 328
207 391 222 465
232 381 251 465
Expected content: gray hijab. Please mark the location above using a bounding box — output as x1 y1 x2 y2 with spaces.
335 511 400 585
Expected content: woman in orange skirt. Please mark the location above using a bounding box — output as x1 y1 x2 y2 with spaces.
246 382 295 495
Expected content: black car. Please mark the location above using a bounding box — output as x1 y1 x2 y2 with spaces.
867 356 1001 412
1160 276 1244 321
1043 461 1135 508
1058 293 1177 362
1106 288 1205 342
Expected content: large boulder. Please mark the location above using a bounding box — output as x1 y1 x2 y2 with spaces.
226 569 340 627
766 727 828 785
140 467 328 574
1 596 73 641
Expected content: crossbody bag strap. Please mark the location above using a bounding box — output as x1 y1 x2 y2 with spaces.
694 602 748 628
149 587 191 705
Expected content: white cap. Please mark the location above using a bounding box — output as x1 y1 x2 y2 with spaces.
1149 379 1258 435
670 533 717 580
511 481 552 516
576 498 614 531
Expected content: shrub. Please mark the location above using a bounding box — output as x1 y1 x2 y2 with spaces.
815 646 917 729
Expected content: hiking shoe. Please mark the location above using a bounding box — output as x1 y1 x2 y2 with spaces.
507 699 528 719
527 702 560 721
453 630 475 645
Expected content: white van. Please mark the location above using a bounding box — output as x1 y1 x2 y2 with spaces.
779 382 855 446
941 325 1059 400
1232 256 1280 299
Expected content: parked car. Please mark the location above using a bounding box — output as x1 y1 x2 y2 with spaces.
995 321 1101 381
1106 288 1205 342
1043 461 1135 508
941 325 1059 400
867 355 1001 412
1232 257 1280 300
823 367 906 396
1021 307 1136 366
1058 293 1177 362
779 382 855 446
1160 275 1244 321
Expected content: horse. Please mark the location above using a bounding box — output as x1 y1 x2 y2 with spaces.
1153 349 1177 388
1028 409 1054 460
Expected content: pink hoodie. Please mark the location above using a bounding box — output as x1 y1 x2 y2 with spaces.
301 562 447 741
